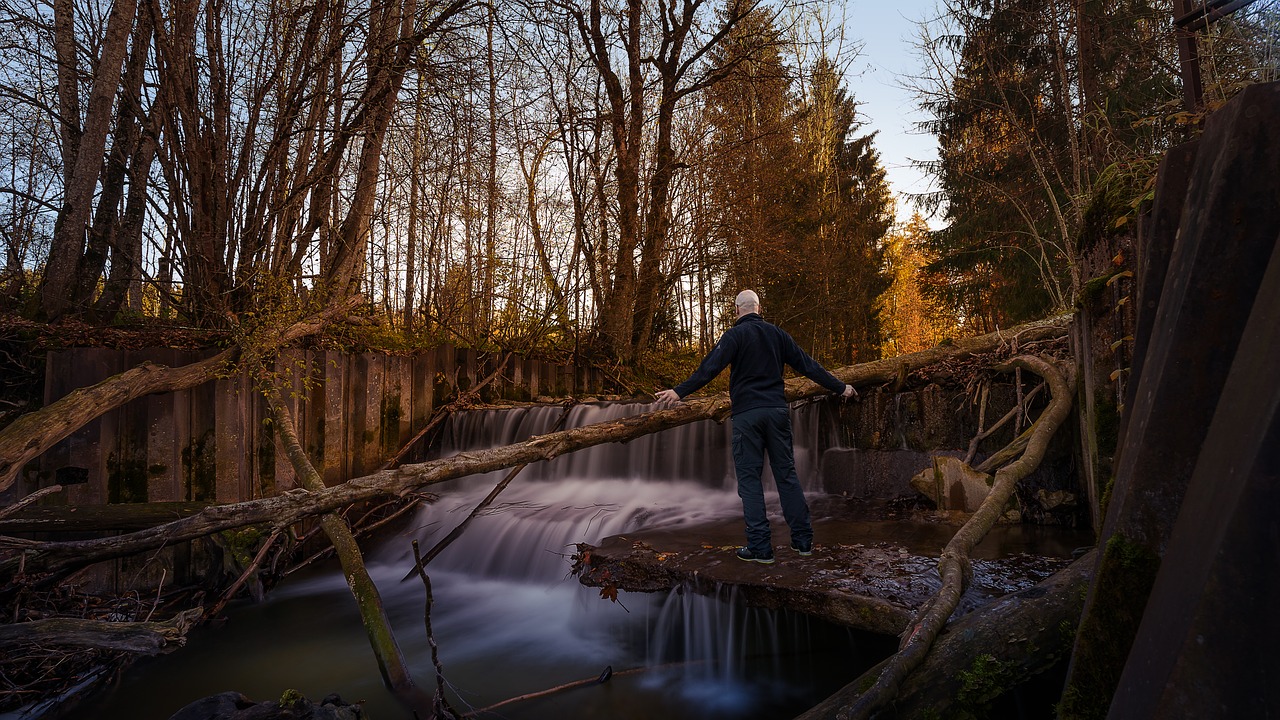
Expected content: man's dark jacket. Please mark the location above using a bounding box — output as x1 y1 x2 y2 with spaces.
673 313 845 415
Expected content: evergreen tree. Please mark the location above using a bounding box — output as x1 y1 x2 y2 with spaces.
705 32 893 364
770 58 893 364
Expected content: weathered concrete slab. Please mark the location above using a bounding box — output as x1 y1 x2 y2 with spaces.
575 514 1077 637
1064 80 1280 718
1109 215 1280 719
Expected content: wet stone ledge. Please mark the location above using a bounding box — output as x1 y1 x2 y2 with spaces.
573 525 1072 636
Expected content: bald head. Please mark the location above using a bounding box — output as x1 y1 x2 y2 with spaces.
735 289 760 317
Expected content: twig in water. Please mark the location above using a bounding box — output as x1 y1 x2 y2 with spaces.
412 540 457 720
463 660 706 717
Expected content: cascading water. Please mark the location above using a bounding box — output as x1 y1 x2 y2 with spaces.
89 401 880 720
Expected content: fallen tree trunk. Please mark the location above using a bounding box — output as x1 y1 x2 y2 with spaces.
835 355 1075 720
0 607 202 654
797 549 1096 720
0 296 362 494
0 315 1070 587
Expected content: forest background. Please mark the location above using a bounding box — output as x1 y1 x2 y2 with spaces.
0 0 1276 389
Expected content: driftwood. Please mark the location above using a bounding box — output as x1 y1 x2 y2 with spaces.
835 355 1075 720
0 607 202 655
0 485 64 520
797 549 1096 720
0 296 362 494
964 383 1044 466
0 315 1069 587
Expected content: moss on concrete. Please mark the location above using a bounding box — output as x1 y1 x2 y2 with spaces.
182 430 217 501
1077 273 1116 311
1059 532 1160 720
107 447 148 504
1093 391 1119 459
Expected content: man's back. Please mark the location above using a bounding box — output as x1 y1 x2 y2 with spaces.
674 313 844 414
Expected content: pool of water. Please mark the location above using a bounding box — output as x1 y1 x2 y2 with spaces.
85 475 895 719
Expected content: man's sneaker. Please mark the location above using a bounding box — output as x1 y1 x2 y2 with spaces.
791 541 813 557
736 547 775 564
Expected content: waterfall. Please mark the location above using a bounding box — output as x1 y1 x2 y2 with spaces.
396 401 838 580
366 400 858 714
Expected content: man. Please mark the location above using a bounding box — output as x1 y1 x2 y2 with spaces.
656 290 855 564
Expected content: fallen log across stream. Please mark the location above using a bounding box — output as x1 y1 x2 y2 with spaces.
0 607 203 655
0 314 1068 590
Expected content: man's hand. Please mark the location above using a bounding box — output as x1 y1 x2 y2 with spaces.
841 384 859 401
655 389 682 404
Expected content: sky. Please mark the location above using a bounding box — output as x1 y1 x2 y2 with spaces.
838 0 945 226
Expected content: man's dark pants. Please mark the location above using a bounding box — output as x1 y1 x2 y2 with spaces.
731 406 814 555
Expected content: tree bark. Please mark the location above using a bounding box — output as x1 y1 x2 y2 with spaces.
836 354 1075 720
1 315 1069 585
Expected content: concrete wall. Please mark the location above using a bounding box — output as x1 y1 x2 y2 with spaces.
817 382 1083 527
22 347 606 506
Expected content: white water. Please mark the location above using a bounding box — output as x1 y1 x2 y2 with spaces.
91 401 872 720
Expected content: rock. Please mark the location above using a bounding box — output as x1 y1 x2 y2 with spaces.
909 455 993 512
1036 488 1077 510
167 692 254 720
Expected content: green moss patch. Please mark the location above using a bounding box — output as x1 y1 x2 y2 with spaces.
1059 533 1160 720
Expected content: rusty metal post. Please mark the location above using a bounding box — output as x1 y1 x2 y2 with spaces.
1172 0 1261 111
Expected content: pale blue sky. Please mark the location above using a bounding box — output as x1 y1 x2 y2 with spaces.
839 0 944 225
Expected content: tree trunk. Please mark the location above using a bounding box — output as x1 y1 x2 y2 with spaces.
41 0 141 320
78 6 157 313
573 0 643 361
264 385 423 704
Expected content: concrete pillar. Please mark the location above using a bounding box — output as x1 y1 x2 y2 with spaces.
322 350 347 487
